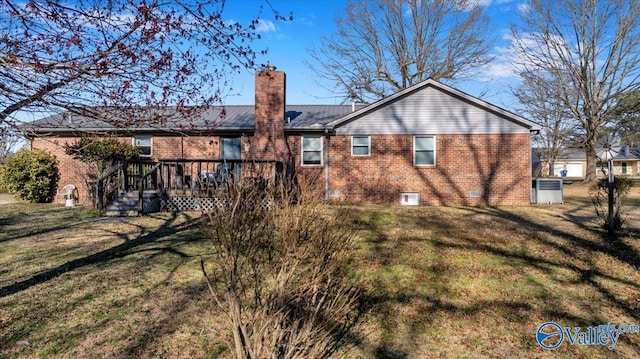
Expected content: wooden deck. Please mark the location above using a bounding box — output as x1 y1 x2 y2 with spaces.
96 158 287 214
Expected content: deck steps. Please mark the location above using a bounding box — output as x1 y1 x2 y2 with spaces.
102 190 161 217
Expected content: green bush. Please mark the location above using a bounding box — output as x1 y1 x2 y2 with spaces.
0 149 60 203
64 137 141 175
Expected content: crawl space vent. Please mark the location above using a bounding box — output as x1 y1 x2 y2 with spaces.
400 192 419 206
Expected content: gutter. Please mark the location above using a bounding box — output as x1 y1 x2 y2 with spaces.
324 128 330 202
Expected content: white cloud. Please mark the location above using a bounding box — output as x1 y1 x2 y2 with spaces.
517 3 531 13
456 0 491 10
474 0 494 6
255 19 276 32
294 16 315 27
481 50 518 80
467 0 517 7
478 30 536 82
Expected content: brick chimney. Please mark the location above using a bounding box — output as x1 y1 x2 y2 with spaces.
251 65 292 164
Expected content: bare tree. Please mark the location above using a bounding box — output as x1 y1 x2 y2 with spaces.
201 175 361 358
1 0 290 127
512 69 578 176
0 125 22 163
307 0 493 103
511 0 640 181
610 90 640 147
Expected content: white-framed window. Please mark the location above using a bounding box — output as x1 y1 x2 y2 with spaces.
351 135 371 156
414 135 435 166
133 135 152 157
302 136 322 166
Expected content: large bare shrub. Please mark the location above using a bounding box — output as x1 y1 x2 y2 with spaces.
590 176 633 234
200 177 360 358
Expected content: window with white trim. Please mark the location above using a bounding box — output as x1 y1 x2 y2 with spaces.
302 136 322 165
414 135 435 166
133 135 152 157
351 136 371 156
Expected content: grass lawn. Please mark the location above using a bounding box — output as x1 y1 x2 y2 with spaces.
0 184 639 358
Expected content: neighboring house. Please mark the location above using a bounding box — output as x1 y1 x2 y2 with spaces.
533 147 640 179
24 66 541 206
534 148 588 179
612 146 640 176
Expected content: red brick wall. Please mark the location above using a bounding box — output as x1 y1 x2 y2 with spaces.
32 136 103 204
287 133 532 206
31 135 223 204
286 135 324 194
152 136 219 159
33 132 531 206
327 134 532 205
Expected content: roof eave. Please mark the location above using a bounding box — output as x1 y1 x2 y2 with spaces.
22 126 254 135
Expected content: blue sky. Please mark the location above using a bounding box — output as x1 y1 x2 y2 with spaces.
220 0 530 109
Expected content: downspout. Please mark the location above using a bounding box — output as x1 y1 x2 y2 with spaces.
324 128 330 202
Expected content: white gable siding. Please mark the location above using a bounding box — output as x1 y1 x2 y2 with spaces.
335 86 530 135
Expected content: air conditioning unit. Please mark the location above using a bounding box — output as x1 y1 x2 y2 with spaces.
532 178 563 204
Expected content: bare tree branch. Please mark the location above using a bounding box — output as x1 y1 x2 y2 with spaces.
0 0 287 127
511 0 640 181
306 0 494 103
512 70 579 176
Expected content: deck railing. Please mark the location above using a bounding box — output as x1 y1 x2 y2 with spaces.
96 160 159 210
96 162 125 210
97 158 287 212
157 158 286 194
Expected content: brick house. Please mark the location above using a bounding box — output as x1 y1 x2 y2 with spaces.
25 66 541 206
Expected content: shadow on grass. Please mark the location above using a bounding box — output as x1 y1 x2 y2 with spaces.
0 212 201 298
0 207 224 358
349 204 640 358
0 204 103 244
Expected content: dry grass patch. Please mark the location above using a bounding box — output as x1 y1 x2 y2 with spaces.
348 183 640 358
0 203 224 359
0 184 639 358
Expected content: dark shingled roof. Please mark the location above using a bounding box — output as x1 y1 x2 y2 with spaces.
613 146 640 160
22 104 366 134
22 77 541 136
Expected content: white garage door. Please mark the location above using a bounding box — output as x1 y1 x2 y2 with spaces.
565 163 583 177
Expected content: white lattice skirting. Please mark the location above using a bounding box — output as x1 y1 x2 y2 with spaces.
161 196 272 212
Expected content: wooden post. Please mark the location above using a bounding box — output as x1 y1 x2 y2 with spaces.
122 161 129 191
138 177 144 215
97 179 104 210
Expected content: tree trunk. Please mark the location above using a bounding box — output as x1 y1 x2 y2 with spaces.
584 138 598 182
